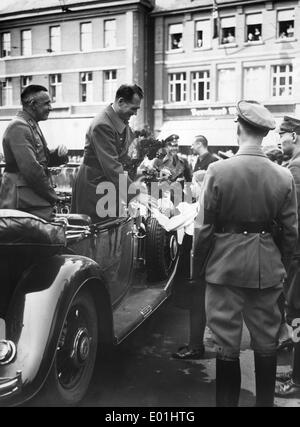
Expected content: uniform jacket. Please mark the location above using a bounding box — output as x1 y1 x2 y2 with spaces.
71 105 134 222
285 149 300 317
193 151 218 172
0 111 68 220
161 154 192 183
194 145 298 289
288 149 300 247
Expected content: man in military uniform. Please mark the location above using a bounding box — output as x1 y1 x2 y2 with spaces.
275 116 300 397
194 101 298 407
191 135 218 172
0 85 68 221
159 134 192 186
71 84 144 222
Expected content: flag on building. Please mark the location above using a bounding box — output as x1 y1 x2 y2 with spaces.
213 0 219 39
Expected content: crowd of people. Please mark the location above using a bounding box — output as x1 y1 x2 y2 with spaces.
1 83 300 407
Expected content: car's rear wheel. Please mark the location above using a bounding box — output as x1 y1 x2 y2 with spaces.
146 217 178 281
36 289 98 406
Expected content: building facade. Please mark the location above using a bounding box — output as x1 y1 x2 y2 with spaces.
0 0 155 153
153 0 300 150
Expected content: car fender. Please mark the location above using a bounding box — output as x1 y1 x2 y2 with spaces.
0 254 113 406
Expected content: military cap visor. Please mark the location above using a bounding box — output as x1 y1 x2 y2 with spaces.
165 134 179 144
236 101 276 132
279 116 300 135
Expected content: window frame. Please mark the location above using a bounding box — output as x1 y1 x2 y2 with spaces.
1 77 13 106
277 9 295 39
220 16 236 45
21 29 32 56
49 25 61 53
80 72 93 103
271 64 293 98
168 23 183 51
191 70 211 102
104 19 117 49
168 72 187 103
1 32 11 58
194 20 211 49
80 22 92 52
49 73 62 103
103 69 117 102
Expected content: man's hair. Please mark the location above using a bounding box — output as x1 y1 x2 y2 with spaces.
21 84 48 106
115 84 144 102
195 135 208 148
237 117 269 138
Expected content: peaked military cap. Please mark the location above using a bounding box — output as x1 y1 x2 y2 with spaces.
165 134 179 145
236 100 276 132
279 116 300 135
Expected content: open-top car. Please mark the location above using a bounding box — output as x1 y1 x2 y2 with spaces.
0 167 179 406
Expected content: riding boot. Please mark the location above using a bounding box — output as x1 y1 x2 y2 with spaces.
254 353 277 407
216 358 241 407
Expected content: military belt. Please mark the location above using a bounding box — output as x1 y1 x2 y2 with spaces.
216 222 272 235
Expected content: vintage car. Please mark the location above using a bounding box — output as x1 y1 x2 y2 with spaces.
0 166 179 406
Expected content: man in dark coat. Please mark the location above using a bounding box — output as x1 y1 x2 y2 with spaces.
194 101 298 407
276 116 300 397
192 135 218 172
0 85 68 221
71 84 144 222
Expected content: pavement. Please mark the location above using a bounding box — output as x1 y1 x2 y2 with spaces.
80 300 300 408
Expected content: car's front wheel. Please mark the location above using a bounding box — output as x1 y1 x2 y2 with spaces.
36 289 98 406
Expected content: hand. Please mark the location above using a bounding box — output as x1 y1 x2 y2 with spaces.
57 144 68 157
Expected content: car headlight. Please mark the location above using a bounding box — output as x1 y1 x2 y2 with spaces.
0 340 16 365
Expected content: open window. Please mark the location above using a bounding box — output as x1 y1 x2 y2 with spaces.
169 24 183 50
278 9 295 39
195 20 211 49
246 13 262 42
221 17 236 45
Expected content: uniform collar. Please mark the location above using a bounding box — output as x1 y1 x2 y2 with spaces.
163 153 182 163
105 104 127 134
291 147 300 162
17 110 38 128
236 144 267 158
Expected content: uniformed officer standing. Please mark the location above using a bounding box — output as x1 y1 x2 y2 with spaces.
194 101 298 407
275 116 300 397
159 134 192 186
0 85 68 221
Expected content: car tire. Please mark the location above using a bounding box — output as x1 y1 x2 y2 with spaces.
35 289 98 406
146 217 178 281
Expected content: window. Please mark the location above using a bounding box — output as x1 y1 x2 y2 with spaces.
169 24 183 50
191 71 210 101
1 78 13 106
244 67 266 100
104 70 117 102
104 20 116 48
246 13 262 42
1 32 11 57
50 26 61 52
195 20 211 49
21 75 32 93
21 30 32 56
169 73 187 103
221 17 236 45
80 72 93 103
218 68 236 101
272 64 293 98
278 9 295 39
49 74 62 103
80 22 92 51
